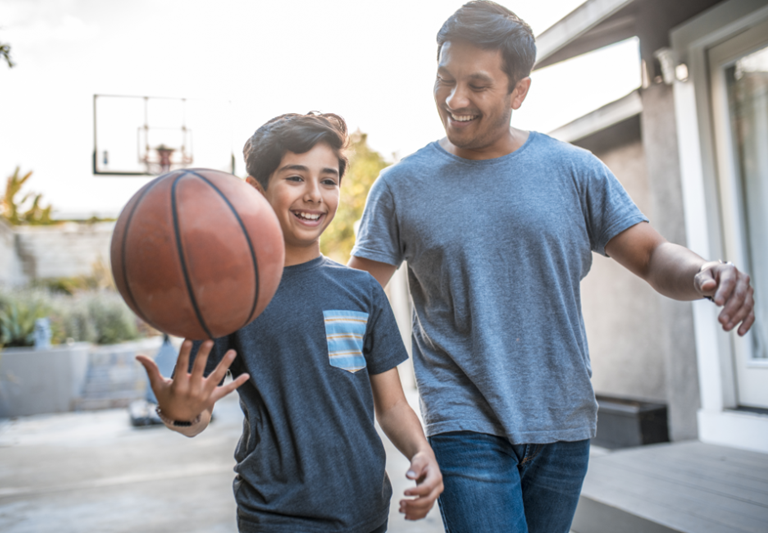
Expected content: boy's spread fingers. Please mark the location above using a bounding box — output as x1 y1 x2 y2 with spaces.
211 373 250 402
209 349 237 382
191 340 213 380
136 355 162 388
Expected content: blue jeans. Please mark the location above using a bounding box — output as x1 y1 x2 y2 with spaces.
428 432 590 533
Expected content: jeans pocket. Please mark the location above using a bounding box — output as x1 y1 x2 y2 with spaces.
323 310 369 373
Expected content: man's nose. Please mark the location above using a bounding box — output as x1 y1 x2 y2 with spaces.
446 84 470 110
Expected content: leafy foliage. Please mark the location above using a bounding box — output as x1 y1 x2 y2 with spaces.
0 40 12 68
320 131 390 263
0 286 146 348
1 167 55 225
0 289 51 348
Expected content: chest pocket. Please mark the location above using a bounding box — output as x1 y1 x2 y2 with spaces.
323 310 369 373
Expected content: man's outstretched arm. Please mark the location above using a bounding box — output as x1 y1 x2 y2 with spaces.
605 221 755 336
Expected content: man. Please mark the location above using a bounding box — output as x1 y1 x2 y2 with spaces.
349 2 755 532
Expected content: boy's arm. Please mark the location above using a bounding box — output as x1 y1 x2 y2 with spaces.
370 367 443 521
137 340 249 438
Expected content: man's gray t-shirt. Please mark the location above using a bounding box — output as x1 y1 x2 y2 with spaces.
194 256 408 533
352 132 647 444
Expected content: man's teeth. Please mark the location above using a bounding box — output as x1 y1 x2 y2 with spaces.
451 114 477 122
295 211 320 220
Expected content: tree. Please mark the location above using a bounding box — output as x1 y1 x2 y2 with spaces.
1 38 13 68
1 167 55 225
320 131 391 264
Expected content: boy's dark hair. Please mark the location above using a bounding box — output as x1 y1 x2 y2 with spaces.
437 1 536 92
243 112 349 190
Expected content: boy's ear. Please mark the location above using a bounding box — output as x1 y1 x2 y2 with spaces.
246 176 266 196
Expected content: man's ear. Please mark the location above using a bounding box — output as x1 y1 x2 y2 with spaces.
246 176 266 196
510 77 532 111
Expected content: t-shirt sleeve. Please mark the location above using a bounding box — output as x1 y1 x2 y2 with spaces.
351 174 404 267
363 277 409 375
580 154 648 256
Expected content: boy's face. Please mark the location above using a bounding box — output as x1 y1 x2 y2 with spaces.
255 142 340 265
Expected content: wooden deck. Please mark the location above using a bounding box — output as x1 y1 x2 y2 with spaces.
572 441 768 533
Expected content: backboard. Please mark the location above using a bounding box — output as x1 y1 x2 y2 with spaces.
93 94 234 176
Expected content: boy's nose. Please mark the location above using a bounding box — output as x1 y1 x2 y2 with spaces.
303 180 322 203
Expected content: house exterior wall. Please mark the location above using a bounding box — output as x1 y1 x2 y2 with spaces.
577 119 669 403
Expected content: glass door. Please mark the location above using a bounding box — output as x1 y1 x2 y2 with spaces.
709 18 768 409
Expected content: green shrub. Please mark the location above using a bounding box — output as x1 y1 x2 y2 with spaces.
0 288 51 347
0 286 148 347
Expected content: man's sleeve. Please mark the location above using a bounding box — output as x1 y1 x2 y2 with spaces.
581 155 649 256
363 278 409 375
351 174 404 267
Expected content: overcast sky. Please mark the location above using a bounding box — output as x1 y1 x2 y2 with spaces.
0 0 640 217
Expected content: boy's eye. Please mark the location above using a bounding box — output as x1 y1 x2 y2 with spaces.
322 178 338 186
286 175 303 182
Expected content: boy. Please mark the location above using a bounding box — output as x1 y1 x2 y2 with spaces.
137 112 443 533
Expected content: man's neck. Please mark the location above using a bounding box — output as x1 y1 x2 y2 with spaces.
440 127 530 161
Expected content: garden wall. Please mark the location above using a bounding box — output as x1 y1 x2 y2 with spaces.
3 221 115 284
0 218 24 286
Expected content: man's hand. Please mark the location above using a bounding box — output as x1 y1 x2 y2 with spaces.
695 261 755 336
399 449 444 520
136 339 249 422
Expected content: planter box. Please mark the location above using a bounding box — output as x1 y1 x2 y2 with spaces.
0 343 91 418
0 337 163 418
593 395 670 449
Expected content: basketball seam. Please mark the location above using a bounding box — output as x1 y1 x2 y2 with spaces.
188 170 260 330
172 171 214 340
119 176 166 332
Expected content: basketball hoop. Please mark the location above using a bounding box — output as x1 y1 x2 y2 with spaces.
142 142 193 175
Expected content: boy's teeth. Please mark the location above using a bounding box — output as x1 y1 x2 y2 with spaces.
451 114 476 122
296 211 320 220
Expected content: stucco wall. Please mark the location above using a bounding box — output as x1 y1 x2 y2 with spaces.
11 222 115 282
577 117 669 403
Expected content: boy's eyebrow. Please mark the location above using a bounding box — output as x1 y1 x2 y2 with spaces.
277 164 339 176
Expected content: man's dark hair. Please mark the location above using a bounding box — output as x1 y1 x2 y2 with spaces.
437 1 536 91
243 112 349 190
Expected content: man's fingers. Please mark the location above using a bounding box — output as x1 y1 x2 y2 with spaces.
738 310 756 337
722 286 754 333
695 268 717 297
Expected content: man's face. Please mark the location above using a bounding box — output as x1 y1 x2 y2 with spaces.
434 40 523 155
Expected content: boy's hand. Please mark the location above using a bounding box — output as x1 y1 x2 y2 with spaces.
136 339 249 422
399 449 444 520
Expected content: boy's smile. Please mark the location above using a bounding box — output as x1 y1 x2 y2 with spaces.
259 142 340 266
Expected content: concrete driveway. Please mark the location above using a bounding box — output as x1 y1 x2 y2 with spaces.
0 390 444 533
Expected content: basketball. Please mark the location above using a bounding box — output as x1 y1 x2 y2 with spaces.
110 168 284 340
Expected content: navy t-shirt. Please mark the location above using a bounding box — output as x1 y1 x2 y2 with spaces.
193 256 408 533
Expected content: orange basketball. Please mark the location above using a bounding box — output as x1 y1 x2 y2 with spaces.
111 168 284 340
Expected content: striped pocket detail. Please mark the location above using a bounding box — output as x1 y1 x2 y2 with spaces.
323 310 369 373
